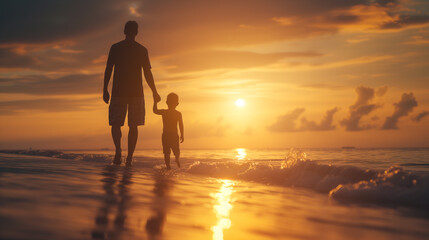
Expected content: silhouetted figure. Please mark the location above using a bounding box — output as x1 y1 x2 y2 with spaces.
153 93 184 169
103 21 160 166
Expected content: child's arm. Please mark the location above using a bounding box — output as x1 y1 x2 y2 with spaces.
153 101 162 115
179 112 184 143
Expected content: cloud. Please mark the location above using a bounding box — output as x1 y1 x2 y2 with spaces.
279 55 393 71
300 107 339 131
136 0 429 56
163 50 323 73
403 35 429 45
413 111 429 122
340 86 380 131
268 107 339 132
347 38 369 43
374 0 399 7
267 108 305 132
375 86 388 97
138 0 366 52
353 86 375 106
2 0 427 56
299 83 345 90
0 74 101 95
0 97 99 114
1 0 427 76
0 0 130 44
379 15 429 30
268 88 421 133
0 43 109 72
0 48 39 68
324 4 429 32
382 92 418 129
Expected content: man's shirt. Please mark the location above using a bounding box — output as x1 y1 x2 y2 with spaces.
107 40 151 98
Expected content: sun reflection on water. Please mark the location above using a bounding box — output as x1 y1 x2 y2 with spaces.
211 180 235 240
235 148 247 160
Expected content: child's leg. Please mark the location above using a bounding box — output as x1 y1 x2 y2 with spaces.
174 152 180 168
164 153 171 170
162 133 171 170
174 152 180 167
172 135 180 168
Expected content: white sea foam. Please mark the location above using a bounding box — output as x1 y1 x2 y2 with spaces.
329 166 429 209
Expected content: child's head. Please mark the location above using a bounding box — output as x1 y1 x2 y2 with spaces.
166 93 179 109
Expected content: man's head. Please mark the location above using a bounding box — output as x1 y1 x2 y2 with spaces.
124 21 138 37
166 93 179 109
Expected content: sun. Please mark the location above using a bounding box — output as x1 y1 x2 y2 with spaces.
235 99 245 107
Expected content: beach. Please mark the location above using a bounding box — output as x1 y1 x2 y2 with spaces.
1 148 429 240
2 1 429 239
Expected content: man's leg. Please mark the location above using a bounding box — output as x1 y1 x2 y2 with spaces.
111 125 122 164
126 125 138 165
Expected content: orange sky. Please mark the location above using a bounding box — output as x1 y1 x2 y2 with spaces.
0 0 428 149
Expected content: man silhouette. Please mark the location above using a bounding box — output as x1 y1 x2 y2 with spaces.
103 21 160 166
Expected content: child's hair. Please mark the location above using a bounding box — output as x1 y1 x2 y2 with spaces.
166 92 179 106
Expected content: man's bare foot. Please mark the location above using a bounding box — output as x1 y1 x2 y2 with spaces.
112 151 122 165
125 157 133 167
166 165 171 170
175 160 181 168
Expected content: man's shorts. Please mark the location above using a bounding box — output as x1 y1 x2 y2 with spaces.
162 132 180 156
109 97 145 126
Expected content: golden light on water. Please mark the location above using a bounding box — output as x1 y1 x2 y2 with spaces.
235 99 245 108
235 148 247 160
211 180 234 240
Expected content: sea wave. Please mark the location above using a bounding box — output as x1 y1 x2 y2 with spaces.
0 149 110 162
329 166 429 209
186 151 429 209
2 149 428 209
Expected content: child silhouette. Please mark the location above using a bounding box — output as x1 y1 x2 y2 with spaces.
153 93 184 169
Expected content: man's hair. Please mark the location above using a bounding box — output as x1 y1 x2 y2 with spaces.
124 21 138 35
167 93 179 105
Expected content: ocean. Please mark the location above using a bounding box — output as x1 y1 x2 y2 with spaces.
0 148 428 240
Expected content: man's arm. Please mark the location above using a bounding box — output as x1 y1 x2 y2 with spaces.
103 63 113 104
153 101 162 115
179 113 184 143
103 46 115 104
144 68 161 102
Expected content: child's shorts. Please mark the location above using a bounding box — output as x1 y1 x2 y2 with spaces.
109 97 145 126
162 132 180 156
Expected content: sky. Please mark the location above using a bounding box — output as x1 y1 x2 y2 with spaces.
0 0 428 149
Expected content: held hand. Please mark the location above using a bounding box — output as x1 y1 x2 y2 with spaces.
153 93 161 103
180 136 184 143
103 90 110 104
